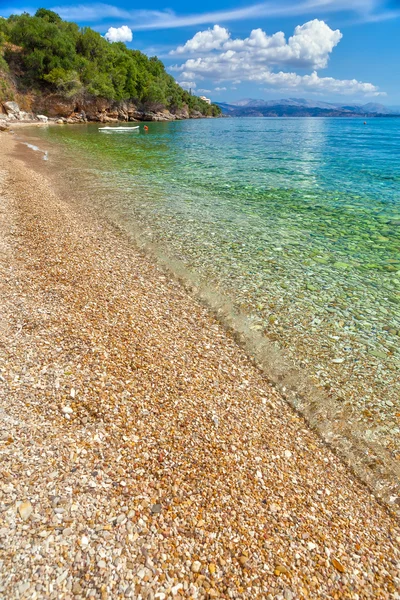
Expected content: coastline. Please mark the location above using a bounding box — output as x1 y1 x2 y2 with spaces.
1 132 400 598
16 119 400 514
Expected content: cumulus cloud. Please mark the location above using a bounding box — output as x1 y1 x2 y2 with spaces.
171 20 342 69
215 86 227 91
171 25 229 54
104 25 133 42
171 20 384 96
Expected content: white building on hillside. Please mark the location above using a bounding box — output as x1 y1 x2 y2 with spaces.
199 95 211 105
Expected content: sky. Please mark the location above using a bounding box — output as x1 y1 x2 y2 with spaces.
1 0 400 104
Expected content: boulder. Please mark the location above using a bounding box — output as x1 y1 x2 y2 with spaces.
0 123 10 132
174 106 190 119
56 119 64 124
3 101 20 116
36 114 48 123
117 109 128 121
19 111 35 121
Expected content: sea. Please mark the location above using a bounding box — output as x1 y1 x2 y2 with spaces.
20 117 400 505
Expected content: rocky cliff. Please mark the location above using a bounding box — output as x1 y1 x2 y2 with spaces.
0 93 209 128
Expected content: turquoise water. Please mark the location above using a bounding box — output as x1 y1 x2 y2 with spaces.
23 118 400 490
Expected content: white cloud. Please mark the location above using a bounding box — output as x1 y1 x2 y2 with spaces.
171 25 229 54
198 88 212 93
257 71 384 96
104 25 133 42
52 3 130 21
215 87 227 91
172 20 342 70
171 20 384 97
44 0 398 30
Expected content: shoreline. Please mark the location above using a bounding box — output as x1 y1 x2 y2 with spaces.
16 123 400 515
1 131 400 598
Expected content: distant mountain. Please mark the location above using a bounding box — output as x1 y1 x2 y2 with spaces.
217 98 400 117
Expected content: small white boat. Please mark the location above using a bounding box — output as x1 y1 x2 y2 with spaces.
99 125 139 131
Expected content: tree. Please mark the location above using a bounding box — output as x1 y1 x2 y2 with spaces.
0 10 222 116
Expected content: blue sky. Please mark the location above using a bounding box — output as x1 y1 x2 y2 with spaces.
2 0 400 104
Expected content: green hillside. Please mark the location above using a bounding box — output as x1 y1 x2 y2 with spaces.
0 9 220 117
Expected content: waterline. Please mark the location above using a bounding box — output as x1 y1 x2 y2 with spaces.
20 117 400 510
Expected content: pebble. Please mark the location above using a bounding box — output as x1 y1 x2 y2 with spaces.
274 564 290 577
18 501 33 521
331 557 346 573
308 542 317 551
191 560 202 573
1 135 400 600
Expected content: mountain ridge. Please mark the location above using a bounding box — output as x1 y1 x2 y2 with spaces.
217 98 400 117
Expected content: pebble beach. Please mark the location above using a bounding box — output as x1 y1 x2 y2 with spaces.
1 132 400 599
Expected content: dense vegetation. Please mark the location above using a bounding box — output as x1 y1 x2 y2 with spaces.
0 10 221 116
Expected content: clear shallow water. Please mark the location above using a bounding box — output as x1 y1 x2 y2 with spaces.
23 118 400 501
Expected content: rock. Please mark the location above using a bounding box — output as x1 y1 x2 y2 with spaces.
18 582 30 595
269 503 280 513
171 583 183 595
56 119 64 124
151 503 162 514
208 562 216 575
18 501 33 521
72 582 83 594
331 557 345 573
191 560 201 573
369 349 387 360
307 542 317 551
274 564 290 576
3 101 20 116
62 406 73 414
238 555 248 567
0 123 10 132
37 115 48 123
19 111 35 121
284 450 292 458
